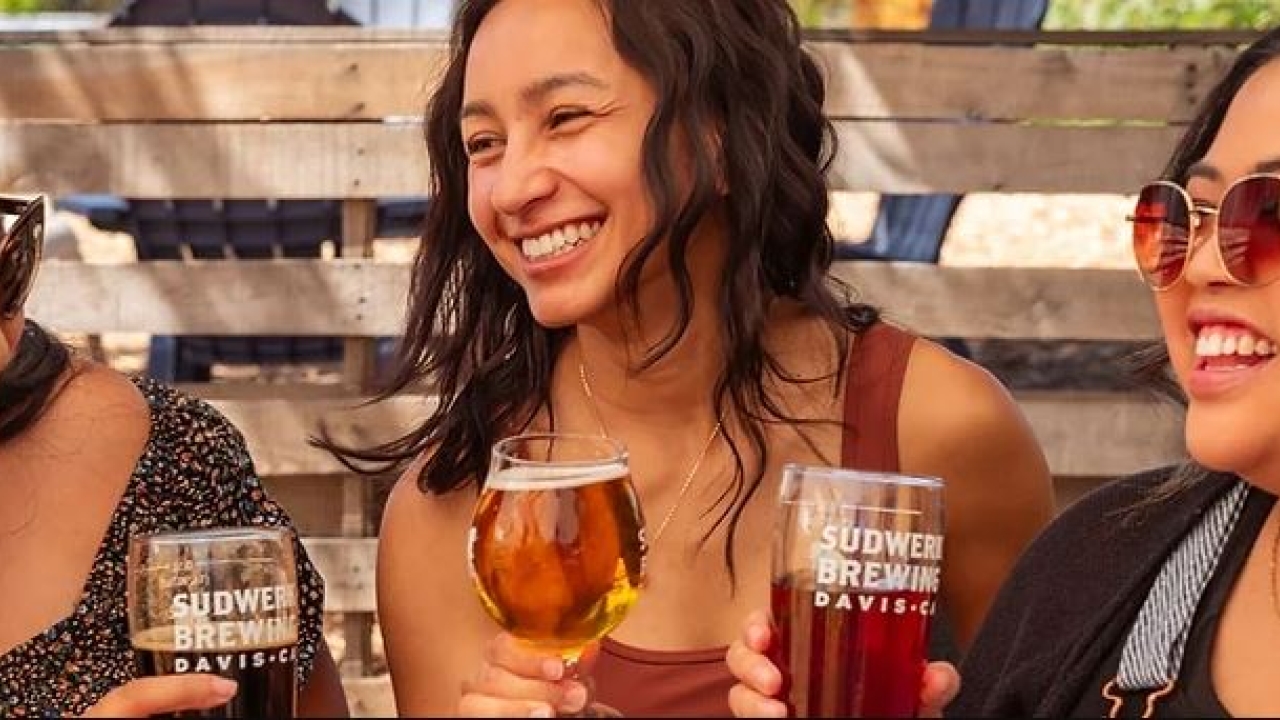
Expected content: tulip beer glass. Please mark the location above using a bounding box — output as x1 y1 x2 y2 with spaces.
768 465 945 717
127 527 300 719
469 433 647 715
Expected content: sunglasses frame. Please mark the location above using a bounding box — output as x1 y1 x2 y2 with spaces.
1129 172 1280 292
0 194 46 318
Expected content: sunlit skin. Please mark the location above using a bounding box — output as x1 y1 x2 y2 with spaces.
463 0 676 331
380 0 1054 717
1156 59 1280 492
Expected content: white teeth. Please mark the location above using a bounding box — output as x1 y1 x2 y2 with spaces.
519 220 602 260
1194 325 1277 358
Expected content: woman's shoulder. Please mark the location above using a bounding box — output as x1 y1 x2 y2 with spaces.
128 374 247 447
894 332 1050 475
381 454 478 544
120 374 264 509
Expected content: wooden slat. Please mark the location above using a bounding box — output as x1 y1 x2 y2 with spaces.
1 41 444 121
30 259 409 336
342 674 396 719
794 42 1240 123
0 122 426 199
0 37 1239 123
32 259 1158 340
207 393 435 477
301 537 377 614
830 262 1161 341
0 120 1178 197
827 122 1179 194
195 389 1177 480
1017 390 1182 479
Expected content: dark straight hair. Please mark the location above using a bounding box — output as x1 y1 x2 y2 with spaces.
1124 26 1280 504
316 0 879 576
0 320 72 444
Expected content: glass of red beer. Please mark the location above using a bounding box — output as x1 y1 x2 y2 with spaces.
768 465 945 718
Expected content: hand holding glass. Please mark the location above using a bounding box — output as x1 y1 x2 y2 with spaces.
768 465 945 718
468 433 647 715
127 527 301 719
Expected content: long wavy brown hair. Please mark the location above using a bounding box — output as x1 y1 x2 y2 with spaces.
316 0 881 576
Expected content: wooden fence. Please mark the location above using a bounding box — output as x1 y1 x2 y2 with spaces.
3 26 1259 715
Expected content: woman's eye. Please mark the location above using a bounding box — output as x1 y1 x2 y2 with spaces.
549 109 591 129
465 136 501 156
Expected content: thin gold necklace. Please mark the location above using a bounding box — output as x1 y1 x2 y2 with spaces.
577 360 721 548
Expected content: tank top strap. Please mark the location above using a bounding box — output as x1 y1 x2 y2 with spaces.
840 321 917 473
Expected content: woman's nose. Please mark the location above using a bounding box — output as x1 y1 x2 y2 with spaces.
1181 210 1233 287
490 144 556 217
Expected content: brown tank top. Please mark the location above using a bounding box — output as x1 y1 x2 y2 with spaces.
591 322 917 717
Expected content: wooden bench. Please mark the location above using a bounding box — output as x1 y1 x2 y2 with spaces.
4 26 1259 715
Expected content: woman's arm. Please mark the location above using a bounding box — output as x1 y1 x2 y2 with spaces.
897 338 1056 651
378 463 490 716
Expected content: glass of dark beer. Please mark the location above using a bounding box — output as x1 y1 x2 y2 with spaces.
768 465 945 718
127 527 300 719
469 433 647 717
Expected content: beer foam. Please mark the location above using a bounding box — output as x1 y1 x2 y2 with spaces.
487 463 629 490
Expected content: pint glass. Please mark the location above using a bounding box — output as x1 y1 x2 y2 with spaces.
127 527 300 719
768 465 945 718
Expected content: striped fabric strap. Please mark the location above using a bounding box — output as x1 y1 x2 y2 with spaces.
1115 481 1249 690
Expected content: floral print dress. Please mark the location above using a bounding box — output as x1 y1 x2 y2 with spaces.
0 377 325 716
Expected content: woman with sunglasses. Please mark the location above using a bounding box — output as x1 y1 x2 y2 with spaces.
727 25 1280 718
0 199 349 716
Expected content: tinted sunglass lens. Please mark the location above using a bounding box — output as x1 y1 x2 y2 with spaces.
1132 184 1190 289
1220 176 1280 286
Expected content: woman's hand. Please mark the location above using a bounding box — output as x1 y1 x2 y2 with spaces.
82 675 238 717
725 610 961 718
457 632 595 717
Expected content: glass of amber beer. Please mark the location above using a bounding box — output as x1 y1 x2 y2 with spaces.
768 465 945 718
469 433 647 716
127 527 300 719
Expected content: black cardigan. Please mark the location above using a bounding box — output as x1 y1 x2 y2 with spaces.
948 466 1243 718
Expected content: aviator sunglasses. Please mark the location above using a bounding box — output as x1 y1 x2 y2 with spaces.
0 194 45 318
1130 173 1280 291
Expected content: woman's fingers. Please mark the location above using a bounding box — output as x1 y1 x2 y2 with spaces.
455 633 591 717
82 675 237 718
918 661 962 718
726 612 781 696
741 609 773 652
726 610 787 718
728 682 789 718
485 632 569 683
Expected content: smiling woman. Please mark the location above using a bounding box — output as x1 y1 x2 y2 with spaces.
314 0 1057 717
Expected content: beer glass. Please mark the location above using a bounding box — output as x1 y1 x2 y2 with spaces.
768 465 945 718
127 527 300 719
469 433 647 716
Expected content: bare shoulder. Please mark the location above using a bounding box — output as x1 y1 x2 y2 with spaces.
895 336 1055 647
378 455 491 716
37 363 150 459
898 338 1027 442
50 362 149 428
380 456 479 552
